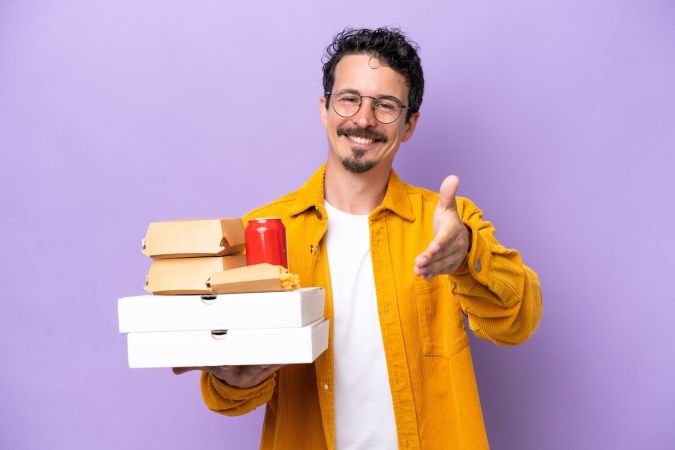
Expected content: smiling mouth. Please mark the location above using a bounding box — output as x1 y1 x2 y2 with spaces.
346 135 377 145
337 126 387 146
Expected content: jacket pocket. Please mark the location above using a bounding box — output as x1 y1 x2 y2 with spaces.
414 277 467 357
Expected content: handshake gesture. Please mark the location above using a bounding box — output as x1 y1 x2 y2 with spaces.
414 175 471 279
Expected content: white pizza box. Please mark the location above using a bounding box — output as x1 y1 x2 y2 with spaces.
118 288 324 333
126 319 329 368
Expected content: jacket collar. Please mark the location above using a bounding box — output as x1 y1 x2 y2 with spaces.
289 163 415 222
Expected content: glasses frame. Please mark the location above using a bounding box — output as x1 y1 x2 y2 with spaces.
325 92 410 124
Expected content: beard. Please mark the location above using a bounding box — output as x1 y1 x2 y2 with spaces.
341 149 377 173
336 125 387 174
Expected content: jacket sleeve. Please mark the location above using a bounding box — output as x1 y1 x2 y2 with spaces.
450 197 543 346
200 371 276 416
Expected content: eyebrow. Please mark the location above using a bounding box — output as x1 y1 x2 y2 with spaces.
333 89 402 103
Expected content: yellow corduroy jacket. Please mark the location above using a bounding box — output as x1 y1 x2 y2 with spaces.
200 164 542 450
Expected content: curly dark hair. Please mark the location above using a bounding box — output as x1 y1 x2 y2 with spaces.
322 27 424 122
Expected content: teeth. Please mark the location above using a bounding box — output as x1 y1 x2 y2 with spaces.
348 135 375 145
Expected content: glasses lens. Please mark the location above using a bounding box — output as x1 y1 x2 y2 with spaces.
373 98 402 124
332 93 361 117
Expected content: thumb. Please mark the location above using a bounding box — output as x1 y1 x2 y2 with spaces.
172 367 200 375
438 175 460 211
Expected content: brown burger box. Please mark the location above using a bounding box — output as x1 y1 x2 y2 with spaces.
145 254 246 295
207 263 301 295
142 218 245 258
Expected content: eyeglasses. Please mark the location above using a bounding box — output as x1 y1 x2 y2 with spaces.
326 92 410 124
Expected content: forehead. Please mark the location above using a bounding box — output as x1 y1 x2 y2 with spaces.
332 53 409 100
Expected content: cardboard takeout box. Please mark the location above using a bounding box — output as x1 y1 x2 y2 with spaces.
125 319 329 368
142 218 245 258
145 254 246 295
119 288 325 332
207 263 299 294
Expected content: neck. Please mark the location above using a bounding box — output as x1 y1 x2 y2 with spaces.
324 155 391 215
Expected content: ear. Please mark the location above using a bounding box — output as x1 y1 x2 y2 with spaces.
401 111 420 143
320 96 328 128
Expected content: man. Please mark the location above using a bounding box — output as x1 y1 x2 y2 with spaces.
175 27 542 449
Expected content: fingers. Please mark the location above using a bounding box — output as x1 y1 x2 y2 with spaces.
414 237 453 272
232 364 282 388
172 363 283 388
207 364 284 388
416 248 465 279
260 364 284 373
438 175 460 211
172 367 203 375
249 364 283 386
414 225 462 270
415 220 470 278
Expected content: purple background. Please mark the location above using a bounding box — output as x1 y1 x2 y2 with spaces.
1 1 674 449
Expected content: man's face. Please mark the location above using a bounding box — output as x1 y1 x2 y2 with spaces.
320 53 420 174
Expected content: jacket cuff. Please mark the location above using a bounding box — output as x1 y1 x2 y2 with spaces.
200 371 276 415
463 220 491 286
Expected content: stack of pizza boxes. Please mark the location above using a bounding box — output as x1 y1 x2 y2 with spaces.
117 218 328 368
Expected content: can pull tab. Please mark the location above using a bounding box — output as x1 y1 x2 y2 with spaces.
211 330 228 340
141 239 147 250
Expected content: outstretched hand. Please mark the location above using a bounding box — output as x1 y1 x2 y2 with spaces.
414 175 471 279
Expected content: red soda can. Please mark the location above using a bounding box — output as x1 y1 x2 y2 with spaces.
245 218 288 268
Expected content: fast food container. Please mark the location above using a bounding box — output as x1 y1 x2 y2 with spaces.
126 319 328 368
118 288 328 368
142 218 245 258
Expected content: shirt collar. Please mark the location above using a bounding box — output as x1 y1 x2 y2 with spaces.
289 163 415 222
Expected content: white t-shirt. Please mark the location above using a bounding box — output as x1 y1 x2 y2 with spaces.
324 201 397 450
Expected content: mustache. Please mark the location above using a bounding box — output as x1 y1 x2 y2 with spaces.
337 126 388 142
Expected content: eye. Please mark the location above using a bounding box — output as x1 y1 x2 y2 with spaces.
338 95 360 104
375 100 397 111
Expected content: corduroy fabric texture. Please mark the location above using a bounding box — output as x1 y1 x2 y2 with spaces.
200 164 542 450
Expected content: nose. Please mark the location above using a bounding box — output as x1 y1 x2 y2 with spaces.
351 97 379 128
